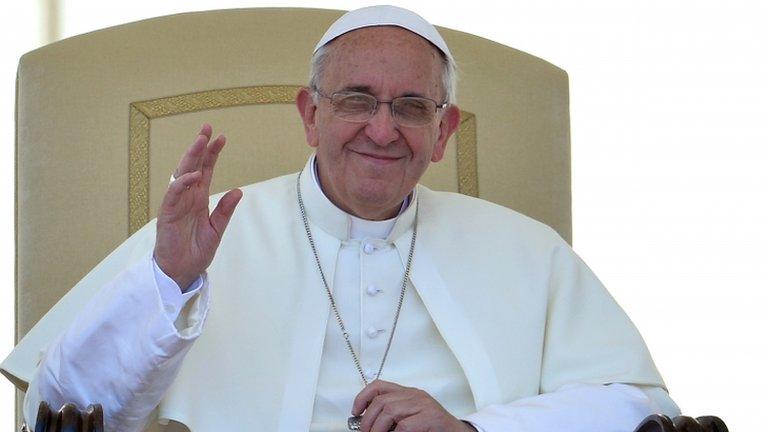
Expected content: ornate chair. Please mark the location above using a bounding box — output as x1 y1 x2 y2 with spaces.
1 7 722 432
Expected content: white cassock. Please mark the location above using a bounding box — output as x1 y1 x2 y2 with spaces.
2 155 679 432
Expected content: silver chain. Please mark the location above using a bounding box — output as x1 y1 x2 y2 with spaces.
296 170 418 386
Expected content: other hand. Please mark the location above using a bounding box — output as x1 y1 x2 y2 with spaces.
153 123 243 290
352 380 477 432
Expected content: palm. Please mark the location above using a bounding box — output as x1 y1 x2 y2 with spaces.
153 124 242 289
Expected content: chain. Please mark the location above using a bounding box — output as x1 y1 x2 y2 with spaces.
296 170 418 386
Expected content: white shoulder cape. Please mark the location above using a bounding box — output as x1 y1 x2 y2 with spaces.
2 161 666 431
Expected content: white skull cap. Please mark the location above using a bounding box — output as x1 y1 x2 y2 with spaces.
313 5 454 62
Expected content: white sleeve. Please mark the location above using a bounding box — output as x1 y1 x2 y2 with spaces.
461 383 681 432
23 252 211 432
152 256 204 323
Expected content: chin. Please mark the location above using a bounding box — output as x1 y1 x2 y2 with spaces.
350 180 402 211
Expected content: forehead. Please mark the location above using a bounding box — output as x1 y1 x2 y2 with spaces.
322 26 444 97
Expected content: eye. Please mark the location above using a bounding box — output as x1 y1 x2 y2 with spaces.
334 93 375 114
395 98 432 121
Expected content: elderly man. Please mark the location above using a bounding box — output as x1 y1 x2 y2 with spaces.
9 5 678 432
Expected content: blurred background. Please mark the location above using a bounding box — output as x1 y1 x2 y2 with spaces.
1 0 766 430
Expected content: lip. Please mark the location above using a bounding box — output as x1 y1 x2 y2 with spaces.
351 150 404 163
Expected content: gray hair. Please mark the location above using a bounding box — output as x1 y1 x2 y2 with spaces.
309 42 458 105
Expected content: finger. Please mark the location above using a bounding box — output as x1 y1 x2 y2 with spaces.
162 171 202 208
175 124 214 178
368 399 417 432
360 395 387 432
369 412 397 432
360 393 392 432
200 134 226 186
392 414 423 432
353 380 404 416
196 122 213 138
209 188 243 238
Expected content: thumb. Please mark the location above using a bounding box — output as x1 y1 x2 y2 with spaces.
209 188 243 237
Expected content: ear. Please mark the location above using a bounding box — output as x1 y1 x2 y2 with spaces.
431 104 461 162
296 87 319 148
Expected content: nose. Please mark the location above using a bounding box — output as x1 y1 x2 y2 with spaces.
364 102 400 146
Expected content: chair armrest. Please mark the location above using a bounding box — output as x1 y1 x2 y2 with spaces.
23 401 103 432
634 413 729 432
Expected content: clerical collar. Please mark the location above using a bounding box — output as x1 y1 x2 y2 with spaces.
301 154 417 241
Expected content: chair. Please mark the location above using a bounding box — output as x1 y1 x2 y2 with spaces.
2 7 631 431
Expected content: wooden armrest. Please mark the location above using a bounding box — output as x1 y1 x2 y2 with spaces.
634 414 728 432
23 401 103 432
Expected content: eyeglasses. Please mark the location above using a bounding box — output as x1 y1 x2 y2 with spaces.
313 88 448 127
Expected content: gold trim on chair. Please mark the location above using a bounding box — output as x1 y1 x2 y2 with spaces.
128 105 152 235
128 86 478 235
456 111 478 197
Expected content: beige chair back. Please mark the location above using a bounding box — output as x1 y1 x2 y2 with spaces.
11 8 570 430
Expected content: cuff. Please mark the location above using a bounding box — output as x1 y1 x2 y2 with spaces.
461 419 487 432
461 383 662 432
152 255 203 323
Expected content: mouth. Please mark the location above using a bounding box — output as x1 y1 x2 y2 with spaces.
351 150 404 164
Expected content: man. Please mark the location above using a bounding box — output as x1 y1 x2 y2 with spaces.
5 5 679 432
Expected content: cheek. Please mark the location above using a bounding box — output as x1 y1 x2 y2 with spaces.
318 120 365 150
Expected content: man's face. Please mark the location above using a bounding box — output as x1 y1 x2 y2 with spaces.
297 26 460 220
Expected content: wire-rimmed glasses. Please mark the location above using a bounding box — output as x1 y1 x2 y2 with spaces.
313 88 448 127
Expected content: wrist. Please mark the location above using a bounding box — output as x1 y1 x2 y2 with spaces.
153 252 196 291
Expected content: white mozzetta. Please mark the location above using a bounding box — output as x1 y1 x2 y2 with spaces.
4 155 678 431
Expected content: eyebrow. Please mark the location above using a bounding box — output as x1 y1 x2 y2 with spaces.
341 85 372 93
339 85 428 99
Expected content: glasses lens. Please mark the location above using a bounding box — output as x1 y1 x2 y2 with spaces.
393 97 436 126
331 93 376 121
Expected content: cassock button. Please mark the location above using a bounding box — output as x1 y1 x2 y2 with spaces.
366 285 381 296
363 243 375 255
366 327 383 338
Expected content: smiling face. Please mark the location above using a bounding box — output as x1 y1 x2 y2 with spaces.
297 26 460 220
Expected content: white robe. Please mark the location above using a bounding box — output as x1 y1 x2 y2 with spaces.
2 156 679 431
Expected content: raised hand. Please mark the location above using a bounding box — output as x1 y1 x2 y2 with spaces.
352 380 477 432
153 124 243 290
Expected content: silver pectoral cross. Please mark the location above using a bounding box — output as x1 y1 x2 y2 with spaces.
348 415 397 431
347 415 362 430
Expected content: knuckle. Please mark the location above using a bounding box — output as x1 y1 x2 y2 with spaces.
393 418 417 432
381 403 398 416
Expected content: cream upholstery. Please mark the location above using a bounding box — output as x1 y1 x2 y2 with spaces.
10 8 570 430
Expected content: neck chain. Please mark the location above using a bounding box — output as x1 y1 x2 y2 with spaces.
296 170 418 387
